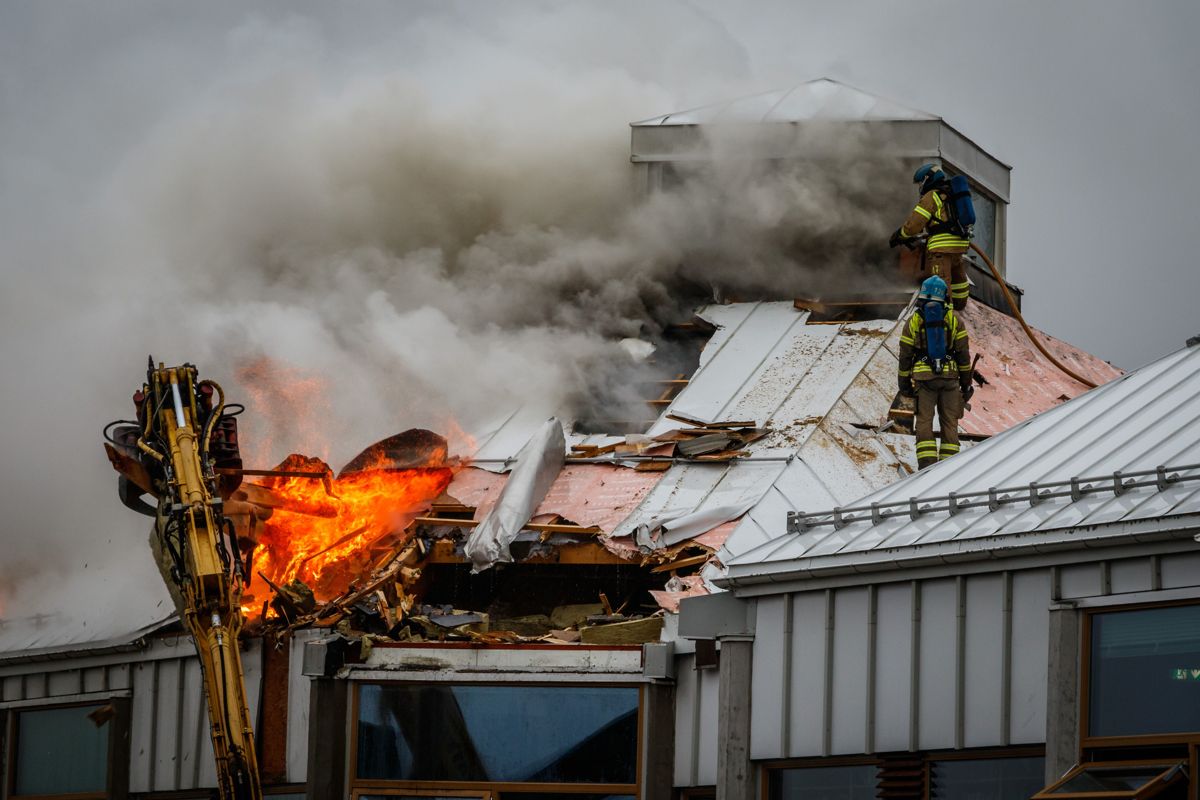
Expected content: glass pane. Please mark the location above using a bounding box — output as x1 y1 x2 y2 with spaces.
15 705 109 794
1050 766 1174 794
356 684 639 783
971 190 997 262
770 764 877 800
1090 605 1200 736
932 756 1045 800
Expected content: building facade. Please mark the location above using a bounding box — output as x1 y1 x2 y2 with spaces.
678 340 1200 800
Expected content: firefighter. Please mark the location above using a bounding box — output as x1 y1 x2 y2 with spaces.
889 163 971 310
898 275 973 470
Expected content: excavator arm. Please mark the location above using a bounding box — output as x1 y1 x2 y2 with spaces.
105 359 261 799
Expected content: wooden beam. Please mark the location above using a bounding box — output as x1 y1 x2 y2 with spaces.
410 517 602 535
650 553 711 573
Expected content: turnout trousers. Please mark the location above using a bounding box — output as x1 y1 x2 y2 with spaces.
914 376 964 470
925 251 970 310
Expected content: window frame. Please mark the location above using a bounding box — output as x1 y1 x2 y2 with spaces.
1031 759 1187 800
1082 599 1200 748
924 747 1048 800
4 699 124 800
759 755 881 800
349 680 644 797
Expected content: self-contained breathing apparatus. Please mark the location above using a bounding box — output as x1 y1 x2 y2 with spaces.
918 276 949 375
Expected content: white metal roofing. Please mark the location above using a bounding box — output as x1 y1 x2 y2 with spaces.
632 78 938 127
724 342 1200 585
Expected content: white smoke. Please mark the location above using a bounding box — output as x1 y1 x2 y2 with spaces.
0 3 909 624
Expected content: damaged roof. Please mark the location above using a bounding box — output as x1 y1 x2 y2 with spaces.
450 299 1120 587
1 299 1123 659
722 340 1200 587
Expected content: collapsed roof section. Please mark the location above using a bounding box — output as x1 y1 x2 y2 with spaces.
0 299 1122 660
431 299 1120 621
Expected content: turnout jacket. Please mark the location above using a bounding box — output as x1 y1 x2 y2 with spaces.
900 189 970 253
898 307 971 380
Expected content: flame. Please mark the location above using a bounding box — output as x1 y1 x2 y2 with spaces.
235 357 334 467
245 458 454 613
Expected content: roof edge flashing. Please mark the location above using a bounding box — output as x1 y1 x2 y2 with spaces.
720 516 1200 591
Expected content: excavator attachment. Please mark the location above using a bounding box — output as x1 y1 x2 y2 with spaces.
105 359 261 800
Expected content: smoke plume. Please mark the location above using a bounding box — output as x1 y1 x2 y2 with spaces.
0 4 910 624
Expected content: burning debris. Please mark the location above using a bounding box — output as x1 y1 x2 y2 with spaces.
229 420 722 651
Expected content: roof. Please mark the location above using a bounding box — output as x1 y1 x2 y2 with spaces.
0 609 176 665
454 300 1119 578
632 78 939 126
723 342 1200 587
2 301 1122 659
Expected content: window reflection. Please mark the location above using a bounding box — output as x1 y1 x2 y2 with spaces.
1090 605 1200 737
769 764 877 800
931 756 1045 800
14 704 109 795
357 684 639 784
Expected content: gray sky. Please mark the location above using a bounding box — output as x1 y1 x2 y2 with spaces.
1 1 1197 622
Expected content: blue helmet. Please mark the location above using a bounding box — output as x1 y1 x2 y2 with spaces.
918 275 948 304
913 162 946 195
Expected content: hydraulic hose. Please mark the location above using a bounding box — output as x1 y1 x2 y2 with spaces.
968 241 1098 389
198 379 226 460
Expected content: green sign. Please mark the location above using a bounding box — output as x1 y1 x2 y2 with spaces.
1170 668 1200 680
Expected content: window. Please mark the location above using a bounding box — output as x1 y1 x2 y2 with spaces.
1033 761 1186 800
9 704 109 796
768 764 877 800
355 683 639 791
970 190 997 262
930 756 1045 800
1088 604 1200 739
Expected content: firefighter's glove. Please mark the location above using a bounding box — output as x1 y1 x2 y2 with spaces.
888 228 905 249
898 376 915 397
960 382 975 403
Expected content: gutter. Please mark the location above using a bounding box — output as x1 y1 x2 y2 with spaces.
718 514 1200 593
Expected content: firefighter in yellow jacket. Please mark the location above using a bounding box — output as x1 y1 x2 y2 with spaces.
890 163 971 310
898 276 973 470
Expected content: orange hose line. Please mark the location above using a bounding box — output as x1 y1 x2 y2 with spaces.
968 242 1098 390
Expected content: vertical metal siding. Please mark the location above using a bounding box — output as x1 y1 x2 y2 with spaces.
1009 569 1051 743
287 631 314 782
963 575 1005 747
1160 552 1200 588
917 579 958 750
673 653 697 786
787 592 827 757
830 588 870 754
696 666 721 786
178 657 207 787
1109 558 1154 594
1059 564 1103 599
872 582 914 753
751 596 788 760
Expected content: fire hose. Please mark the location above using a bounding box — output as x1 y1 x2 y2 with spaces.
967 241 1098 390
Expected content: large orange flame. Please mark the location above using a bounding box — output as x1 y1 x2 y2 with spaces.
244 457 454 612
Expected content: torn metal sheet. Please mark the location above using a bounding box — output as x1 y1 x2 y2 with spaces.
469 406 563 473
609 456 790 551
465 418 566 572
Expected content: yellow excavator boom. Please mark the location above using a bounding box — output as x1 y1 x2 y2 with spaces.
106 361 261 799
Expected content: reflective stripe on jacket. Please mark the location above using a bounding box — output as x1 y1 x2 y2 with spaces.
898 307 971 379
900 190 970 253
